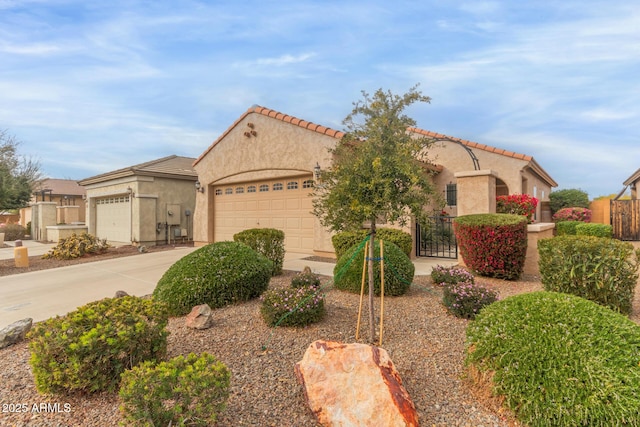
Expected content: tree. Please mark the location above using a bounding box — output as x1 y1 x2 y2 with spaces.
0 130 43 209
312 86 439 342
549 188 590 214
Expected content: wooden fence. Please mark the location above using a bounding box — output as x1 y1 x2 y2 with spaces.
611 199 640 241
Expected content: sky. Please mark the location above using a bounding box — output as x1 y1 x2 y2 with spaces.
1 0 638 199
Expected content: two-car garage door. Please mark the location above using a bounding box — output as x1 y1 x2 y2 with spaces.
213 176 315 253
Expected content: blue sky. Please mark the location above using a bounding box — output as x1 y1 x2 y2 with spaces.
1 0 638 199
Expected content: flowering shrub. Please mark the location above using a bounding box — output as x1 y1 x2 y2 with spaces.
453 214 528 280
291 270 321 288
431 265 474 286
496 194 538 223
260 285 325 327
552 207 591 223
442 280 499 319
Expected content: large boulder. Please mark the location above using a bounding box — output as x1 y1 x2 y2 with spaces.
295 340 418 426
0 318 33 349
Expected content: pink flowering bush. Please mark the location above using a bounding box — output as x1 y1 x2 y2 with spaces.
552 207 591 223
442 280 499 319
260 285 325 327
496 194 538 223
431 265 474 286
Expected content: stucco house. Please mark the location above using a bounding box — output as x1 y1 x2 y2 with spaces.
193 105 557 257
19 179 87 228
78 155 197 246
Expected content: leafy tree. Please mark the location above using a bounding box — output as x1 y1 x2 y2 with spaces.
312 85 438 342
0 130 42 209
549 188 590 214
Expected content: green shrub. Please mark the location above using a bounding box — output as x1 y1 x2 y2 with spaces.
333 239 414 296
153 242 273 316
442 280 498 319
555 220 581 236
431 265 474 286
119 352 230 427
549 188 590 213
42 232 110 259
291 270 321 288
233 228 285 276
260 285 325 327
538 236 639 314
0 223 27 241
466 291 640 427
575 222 612 238
28 296 168 394
332 228 412 259
453 214 528 280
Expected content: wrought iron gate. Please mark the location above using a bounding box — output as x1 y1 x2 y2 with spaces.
611 199 640 241
416 216 458 258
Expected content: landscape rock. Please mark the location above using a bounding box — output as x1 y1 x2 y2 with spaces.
185 304 214 329
0 318 33 349
114 290 129 298
295 340 418 427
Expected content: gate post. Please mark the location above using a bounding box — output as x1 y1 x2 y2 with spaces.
454 170 498 216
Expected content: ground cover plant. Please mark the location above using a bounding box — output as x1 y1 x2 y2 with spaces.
260 285 325 327
153 241 273 316
430 264 474 286
442 280 498 319
466 291 640 427
119 352 230 427
538 235 639 314
28 296 168 394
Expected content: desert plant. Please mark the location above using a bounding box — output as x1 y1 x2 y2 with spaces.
119 352 231 427
42 232 110 260
260 285 325 327
153 242 273 316
538 236 639 314
0 223 27 241
442 280 498 319
552 207 591 222
575 222 612 238
430 265 474 286
233 228 285 276
453 214 528 280
291 270 321 288
549 188 590 214
333 239 414 296
28 296 168 394
466 291 640 427
496 194 538 223
332 228 412 259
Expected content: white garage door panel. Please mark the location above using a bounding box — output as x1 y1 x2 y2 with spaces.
96 196 131 243
214 176 315 253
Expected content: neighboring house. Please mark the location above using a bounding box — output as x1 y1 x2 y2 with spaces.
610 168 640 240
78 155 197 246
19 178 87 228
622 168 640 200
193 105 557 257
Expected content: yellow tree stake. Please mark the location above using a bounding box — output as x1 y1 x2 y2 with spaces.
379 240 385 346
355 240 368 341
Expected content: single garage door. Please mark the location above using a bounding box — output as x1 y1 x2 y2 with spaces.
96 195 131 243
213 176 315 253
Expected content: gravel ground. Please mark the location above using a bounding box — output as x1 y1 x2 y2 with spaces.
2 256 640 426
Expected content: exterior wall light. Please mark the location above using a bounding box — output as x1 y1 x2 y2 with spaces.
195 180 205 193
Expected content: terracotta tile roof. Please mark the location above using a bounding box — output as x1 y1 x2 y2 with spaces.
34 179 86 196
79 155 197 186
194 105 345 166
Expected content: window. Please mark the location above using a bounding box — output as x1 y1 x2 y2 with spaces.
259 184 269 192
215 189 223 196
273 183 283 191
236 186 244 194
446 183 457 207
225 188 233 195
302 179 314 189
247 185 256 193
287 181 299 190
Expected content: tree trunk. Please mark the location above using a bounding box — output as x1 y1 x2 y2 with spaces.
368 221 376 344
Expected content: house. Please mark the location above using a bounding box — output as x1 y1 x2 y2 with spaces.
19 179 87 228
192 105 558 257
622 168 640 200
609 168 640 240
78 155 197 246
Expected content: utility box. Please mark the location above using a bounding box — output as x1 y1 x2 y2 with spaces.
166 204 181 225
14 246 29 268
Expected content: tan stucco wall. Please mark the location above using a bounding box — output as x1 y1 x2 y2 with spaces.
83 175 196 246
193 111 336 253
46 225 89 242
524 223 555 276
590 199 612 225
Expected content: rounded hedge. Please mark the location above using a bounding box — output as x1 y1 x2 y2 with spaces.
233 228 285 276
332 228 412 260
153 241 273 316
333 239 414 296
467 291 640 427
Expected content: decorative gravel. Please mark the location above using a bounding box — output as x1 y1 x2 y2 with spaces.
2 267 639 426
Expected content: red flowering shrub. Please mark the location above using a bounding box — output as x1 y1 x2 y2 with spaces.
552 207 591 222
496 194 538 223
453 214 528 280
